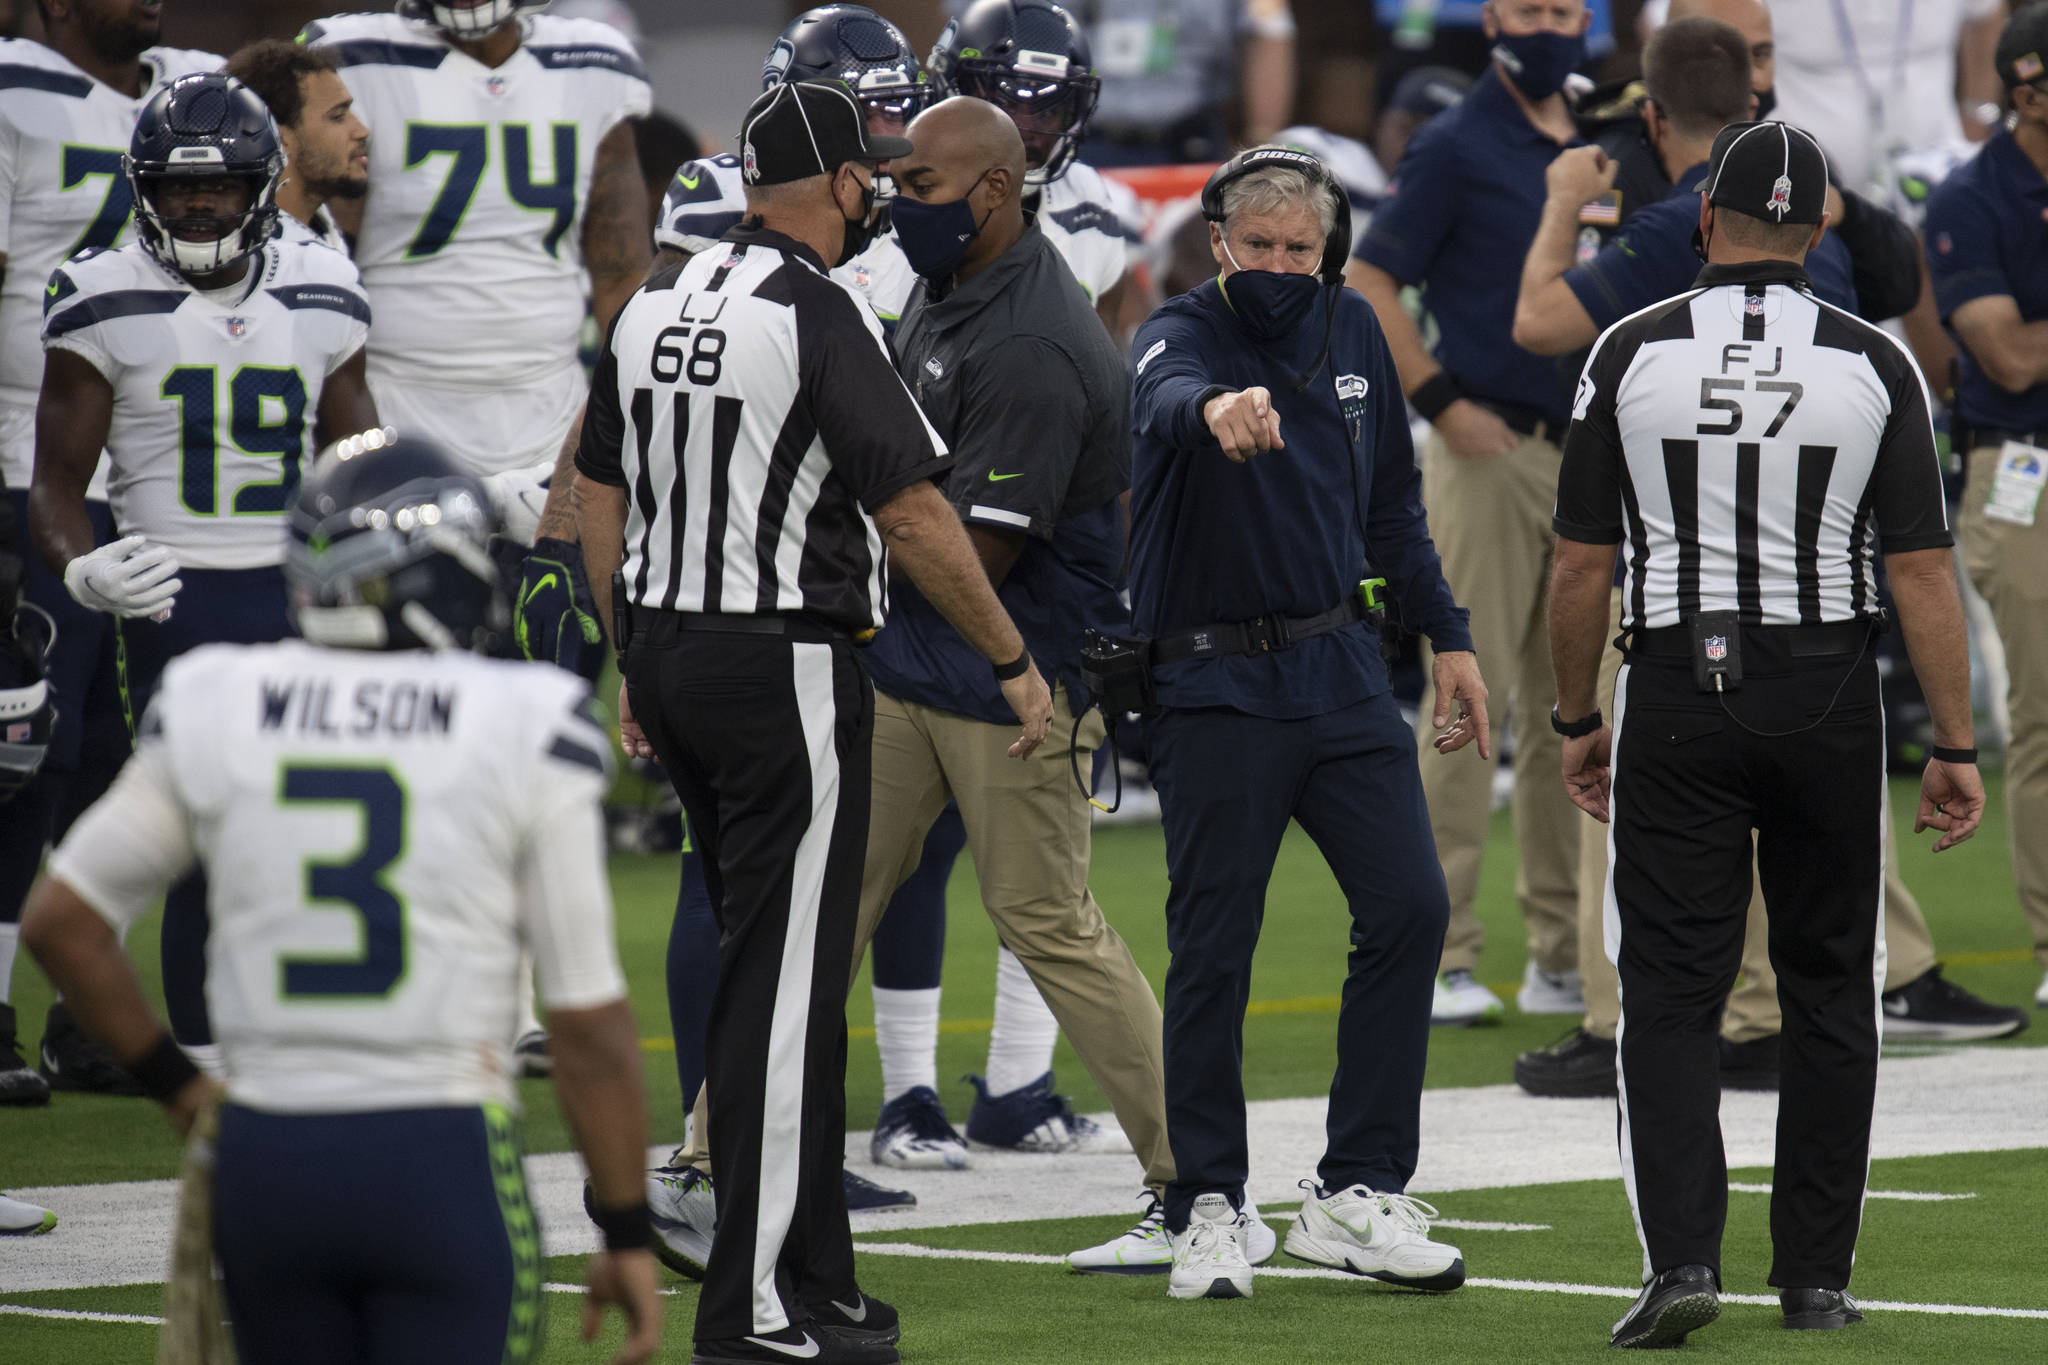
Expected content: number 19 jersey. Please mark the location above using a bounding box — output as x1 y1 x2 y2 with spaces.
42 239 371 569
0 39 220 488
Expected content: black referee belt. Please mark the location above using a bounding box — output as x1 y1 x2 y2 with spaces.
1151 597 1365 666
1625 619 1875 660
628 605 853 645
1474 400 1565 441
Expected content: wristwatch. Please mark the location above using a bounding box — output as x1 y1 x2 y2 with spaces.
1550 705 1602 739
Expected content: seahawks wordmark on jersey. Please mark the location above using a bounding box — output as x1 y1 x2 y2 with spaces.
655 155 1136 325
47 640 625 1114
42 239 370 571
302 12 651 395
0 39 220 488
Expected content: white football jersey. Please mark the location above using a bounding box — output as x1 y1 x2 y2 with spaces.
1030 161 1138 303
47 639 626 1114
654 152 919 325
301 12 651 392
0 40 220 488
42 239 371 569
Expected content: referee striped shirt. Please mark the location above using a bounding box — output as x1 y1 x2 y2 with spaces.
575 222 951 633
1554 260 1953 631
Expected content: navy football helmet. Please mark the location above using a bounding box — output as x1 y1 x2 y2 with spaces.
395 0 547 38
766 6 933 138
127 73 283 277
0 601 55 804
929 0 1099 183
288 430 510 654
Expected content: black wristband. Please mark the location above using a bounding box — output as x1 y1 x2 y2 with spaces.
134 1032 201 1104
1930 746 1978 765
993 650 1031 681
1411 372 1463 422
1550 705 1603 739
589 1199 653 1252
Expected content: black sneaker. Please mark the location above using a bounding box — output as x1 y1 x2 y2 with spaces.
963 1070 1128 1153
1609 1263 1720 1349
1514 1028 1616 1098
0 1004 51 1107
1781 1287 1863 1330
38 1000 144 1096
842 1168 914 1212
1881 966 2030 1041
1718 1034 1780 1091
806 1290 899 1346
691 1325 898 1364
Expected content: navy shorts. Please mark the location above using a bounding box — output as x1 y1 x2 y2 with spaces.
213 1103 544 1365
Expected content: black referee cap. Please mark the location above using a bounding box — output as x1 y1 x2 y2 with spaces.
1696 121 1828 226
738 79 913 186
1996 2 2048 89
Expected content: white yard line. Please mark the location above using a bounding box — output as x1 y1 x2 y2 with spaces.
854 1242 2048 1320
1728 1182 1978 1201
0 1303 162 1325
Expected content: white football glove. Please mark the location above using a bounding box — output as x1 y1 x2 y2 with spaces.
63 535 181 618
481 463 551 548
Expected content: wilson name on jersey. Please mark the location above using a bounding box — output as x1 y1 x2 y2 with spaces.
0 39 220 480
42 240 371 569
302 12 651 388
78 640 622 1114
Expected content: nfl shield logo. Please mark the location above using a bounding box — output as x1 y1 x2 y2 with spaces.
486 75 507 97
1705 636 1727 662
1744 295 1764 318
225 316 248 338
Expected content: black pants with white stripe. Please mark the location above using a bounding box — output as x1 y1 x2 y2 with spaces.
626 622 871 1343
1608 646 1885 1291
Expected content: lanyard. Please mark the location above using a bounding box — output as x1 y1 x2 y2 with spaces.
1827 0 1914 120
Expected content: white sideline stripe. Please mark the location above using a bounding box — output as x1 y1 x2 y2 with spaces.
0 1304 163 1325
1250 1214 1551 1232
1728 1182 1977 1202
853 1243 2048 1319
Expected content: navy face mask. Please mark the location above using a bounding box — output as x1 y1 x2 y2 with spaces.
1492 29 1585 101
892 169 993 280
1221 240 1322 341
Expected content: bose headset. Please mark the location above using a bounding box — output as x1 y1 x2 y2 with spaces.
1198 145 1352 389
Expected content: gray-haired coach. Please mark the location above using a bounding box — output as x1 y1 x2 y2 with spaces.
574 79 1052 1365
1548 122 1983 1350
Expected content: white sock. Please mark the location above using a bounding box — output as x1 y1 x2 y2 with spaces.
984 947 1059 1096
514 952 543 1040
0 924 17 1007
872 985 941 1104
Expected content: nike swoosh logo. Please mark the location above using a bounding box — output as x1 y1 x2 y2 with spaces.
520 571 560 609
677 169 701 190
829 1295 867 1323
986 470 1023 482
743 1334 820 1359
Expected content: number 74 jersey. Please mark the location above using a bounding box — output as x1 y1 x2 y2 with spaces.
42 239 371 570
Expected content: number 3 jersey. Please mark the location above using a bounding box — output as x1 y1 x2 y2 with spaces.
42 239 371 569
46 640 627 1114
0 39 220 490
301 12 651 395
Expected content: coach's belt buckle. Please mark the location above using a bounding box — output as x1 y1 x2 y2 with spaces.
1245 613 1290 652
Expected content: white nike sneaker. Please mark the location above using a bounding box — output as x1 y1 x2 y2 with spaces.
1242 1197 1277 1265
644 1162 715 1279
1168 1192 1254 1300
1515 961 1584 1015
0 1192 55 1235
1432 969 1504 1026
1068 1192 1171 1274
1284 1181 1466 1290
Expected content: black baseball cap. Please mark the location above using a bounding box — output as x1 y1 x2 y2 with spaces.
1695 121 1829 226
738 79 914 186
1387 66 1472 121
1996 2 2048 88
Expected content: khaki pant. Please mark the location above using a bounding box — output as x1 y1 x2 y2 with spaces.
1418 429 1581 974
1961 443 2048 968
676 685 1174 1192
1576 593 1940 1042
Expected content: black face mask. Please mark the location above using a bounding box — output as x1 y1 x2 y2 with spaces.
835 171 881 268
1220 241 1322 341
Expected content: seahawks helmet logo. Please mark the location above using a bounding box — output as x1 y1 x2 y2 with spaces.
763 38 795 86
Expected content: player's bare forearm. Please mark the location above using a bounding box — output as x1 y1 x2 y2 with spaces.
1347 261 1439 393
1513 196 1598 356
1950 295 2048 394
584 122 652 335
313 348 379 451
575 475 627 648
535 410 587 543
1886 547 1975 750
875 479 1026 665
547 998 650 1213
21 877 176 1069
1240 34 1295 144
1549 536 1618 719
29 350 113 571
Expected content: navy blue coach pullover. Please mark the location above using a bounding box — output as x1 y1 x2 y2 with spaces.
1129 279 1471 719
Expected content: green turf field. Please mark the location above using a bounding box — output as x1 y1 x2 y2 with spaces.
3 775 2044 1361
